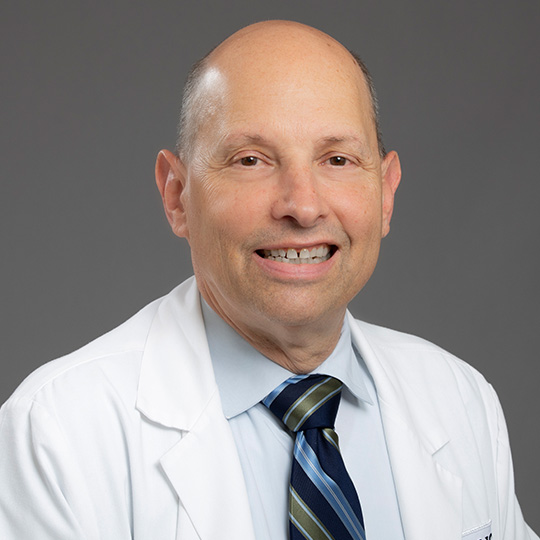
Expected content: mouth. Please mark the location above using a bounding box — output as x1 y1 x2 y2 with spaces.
256 244 336 264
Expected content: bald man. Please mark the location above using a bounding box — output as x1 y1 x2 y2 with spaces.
0 21 537 540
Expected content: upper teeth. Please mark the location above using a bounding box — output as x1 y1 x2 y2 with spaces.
262 246 331 264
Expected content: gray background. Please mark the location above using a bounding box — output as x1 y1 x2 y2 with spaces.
2 0 539 528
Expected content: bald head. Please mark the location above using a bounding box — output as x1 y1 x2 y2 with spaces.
176 21 385 161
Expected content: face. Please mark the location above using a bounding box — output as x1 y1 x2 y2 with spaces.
159 36 400 340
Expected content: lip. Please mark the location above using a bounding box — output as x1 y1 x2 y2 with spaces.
252 244 338 280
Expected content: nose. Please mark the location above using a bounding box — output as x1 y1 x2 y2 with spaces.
270 165 329 227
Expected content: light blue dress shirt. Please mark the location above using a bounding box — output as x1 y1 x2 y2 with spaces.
201 300 405 540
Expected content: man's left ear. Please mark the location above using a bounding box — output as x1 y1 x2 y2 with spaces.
380 150 402 238
155 149 190 239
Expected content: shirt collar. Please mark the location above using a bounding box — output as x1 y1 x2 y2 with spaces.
201 298 373 419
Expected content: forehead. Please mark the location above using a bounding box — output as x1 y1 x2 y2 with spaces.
196 44 374 150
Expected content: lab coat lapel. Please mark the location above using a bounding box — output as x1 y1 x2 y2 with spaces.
136 278 256 540
348 314 463 540
160 392 255 540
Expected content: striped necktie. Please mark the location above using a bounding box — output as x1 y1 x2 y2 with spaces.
263 374 366 540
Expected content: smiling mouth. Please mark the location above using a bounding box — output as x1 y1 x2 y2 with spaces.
256 245 335 264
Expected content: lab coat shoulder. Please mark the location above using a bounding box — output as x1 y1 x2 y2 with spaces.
0 278 253 540
352 316 495 409
349 316 538 540
0 295 163 539
5 294 160 404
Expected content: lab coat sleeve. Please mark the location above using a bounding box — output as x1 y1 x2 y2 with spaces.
0 396 100 539
487 384 539 540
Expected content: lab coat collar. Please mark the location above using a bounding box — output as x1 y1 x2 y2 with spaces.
136 277 256 540
348 312 462 540
136 276 215 431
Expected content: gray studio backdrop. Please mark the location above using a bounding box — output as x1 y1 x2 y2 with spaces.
2 0 539 528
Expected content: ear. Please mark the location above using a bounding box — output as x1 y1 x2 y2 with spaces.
380 150 402 238
155 149 190 239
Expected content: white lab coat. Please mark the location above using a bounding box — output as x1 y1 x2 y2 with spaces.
0 277 537 540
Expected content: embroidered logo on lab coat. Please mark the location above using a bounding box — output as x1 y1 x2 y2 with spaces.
462 521 492 540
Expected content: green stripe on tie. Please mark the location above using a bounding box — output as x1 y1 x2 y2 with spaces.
285 377 342 431
290 486 335 540
322 427 340 451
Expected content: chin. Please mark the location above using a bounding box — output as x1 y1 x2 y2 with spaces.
253 295 344 329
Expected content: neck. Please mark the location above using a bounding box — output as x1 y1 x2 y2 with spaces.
201 290 346 374
243 322 344 374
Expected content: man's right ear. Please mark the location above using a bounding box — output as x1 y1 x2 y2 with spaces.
155 149 190 239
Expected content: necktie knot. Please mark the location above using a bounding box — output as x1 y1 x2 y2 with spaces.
263 374 343 432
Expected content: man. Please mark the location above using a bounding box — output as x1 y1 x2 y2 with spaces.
0 20 536 540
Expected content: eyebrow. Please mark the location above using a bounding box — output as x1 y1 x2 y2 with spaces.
217 132 371 158
221 133 268 147
214 133 266 154
316 135 366 147
315 135 372 158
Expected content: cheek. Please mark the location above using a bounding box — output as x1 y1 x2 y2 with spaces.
189 182 266 248
334 183 383 236
219 184 271 230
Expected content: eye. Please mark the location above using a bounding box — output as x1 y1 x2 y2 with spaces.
327 156 348 166
239 156 259 166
